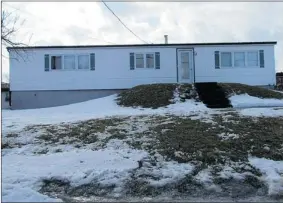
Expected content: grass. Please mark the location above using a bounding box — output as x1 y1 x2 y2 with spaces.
116 83 193 109
34 117 126 145
219 83 283 99
117 83 283 109
24 112 282 200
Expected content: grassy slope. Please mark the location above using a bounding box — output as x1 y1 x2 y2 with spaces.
116 83 283 109
219 83 283 99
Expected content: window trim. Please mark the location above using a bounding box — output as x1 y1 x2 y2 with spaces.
49 54 92 71
63 55 76 70
219 50 260 69
77 54 91 70
134 52 155 69
246 51 259 67
220 51 233 68
50 55 63 70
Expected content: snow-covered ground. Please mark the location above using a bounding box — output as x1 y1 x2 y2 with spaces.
2 94 283 202
230 94 283 108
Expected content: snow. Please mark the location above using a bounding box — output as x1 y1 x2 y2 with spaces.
2 146 148 202
2 94 209 133
2 93 283 201
230 94 283 108
238 107 283 117
249 157 283 196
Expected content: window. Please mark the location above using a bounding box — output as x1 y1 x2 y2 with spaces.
221 52 232 67
51 56 62 70
136 54 144 68
247 51 259 66
64 55 76 69
78 55 90 69
234 52 245 67
146 54 154 68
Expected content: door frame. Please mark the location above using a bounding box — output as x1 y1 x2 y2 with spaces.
176 48 195 83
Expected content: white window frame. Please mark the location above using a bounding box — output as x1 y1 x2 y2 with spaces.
77 54 91 70
219 50 260 69
220 52 233 68
135 53 155 69
135 53 145 68
246 51 260 67
50 55 63 70
145 53 155 69
50 54 92 71
63 55 76 70
234 51 246 67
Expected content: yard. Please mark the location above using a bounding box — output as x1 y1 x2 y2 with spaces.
2 84 283 202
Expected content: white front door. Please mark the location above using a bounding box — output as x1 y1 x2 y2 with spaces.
178 50 194 83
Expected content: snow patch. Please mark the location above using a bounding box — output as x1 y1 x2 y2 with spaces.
218 133 239 140
230 94 283 108
238 107 283 117
249 157 283 196
2 147 148 202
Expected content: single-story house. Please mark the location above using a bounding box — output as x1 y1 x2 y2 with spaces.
7 40 277 109
1 82 10 109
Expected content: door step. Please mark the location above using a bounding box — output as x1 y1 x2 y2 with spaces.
195 82 232 108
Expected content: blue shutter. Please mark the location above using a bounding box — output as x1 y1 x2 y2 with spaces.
90 53 95 70
215 51 220 69
44 54 49 71
130 53 135 70
259 50 264 68
155 52 160 69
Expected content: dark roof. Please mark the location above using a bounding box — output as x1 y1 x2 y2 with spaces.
7 41 277 50
1 82 9 91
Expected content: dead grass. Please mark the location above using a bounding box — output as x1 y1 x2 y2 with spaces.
116 84 194 109
219 83 283 99
33 117 127 145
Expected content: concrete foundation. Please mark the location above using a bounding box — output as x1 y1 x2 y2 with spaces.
11 89 124 110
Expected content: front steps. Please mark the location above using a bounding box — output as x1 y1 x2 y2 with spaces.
195 82 232 108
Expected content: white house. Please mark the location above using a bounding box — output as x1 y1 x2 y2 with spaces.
8 41 277 109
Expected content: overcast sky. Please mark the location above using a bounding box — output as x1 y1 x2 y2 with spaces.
2 2 283 82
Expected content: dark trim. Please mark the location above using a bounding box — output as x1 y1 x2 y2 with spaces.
7 41 277 51
175 48 178 83
192 48 196 83
2 88 9 91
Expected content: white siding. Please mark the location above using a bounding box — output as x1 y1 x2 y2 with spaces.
194 45 276 85
9 44 276 91
9 47 177 91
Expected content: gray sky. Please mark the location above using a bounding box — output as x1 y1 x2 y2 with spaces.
2 2 283 82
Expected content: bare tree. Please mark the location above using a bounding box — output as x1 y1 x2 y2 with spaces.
1 9 32 61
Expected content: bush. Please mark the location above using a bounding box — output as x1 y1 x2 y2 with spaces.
219 83 283 99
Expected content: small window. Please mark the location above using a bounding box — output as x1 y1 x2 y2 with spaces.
51 56 62 70
234 52 245 67
221 52 232 67
146 53 154 68
247 51 258 66
136 54 144 68
78 55 90 69
64 55 76 69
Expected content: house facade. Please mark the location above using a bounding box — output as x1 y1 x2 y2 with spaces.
8 41 277 109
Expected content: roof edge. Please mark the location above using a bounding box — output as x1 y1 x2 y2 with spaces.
7 41 277 50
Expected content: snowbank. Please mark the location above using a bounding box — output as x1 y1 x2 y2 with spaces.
230 94 283 108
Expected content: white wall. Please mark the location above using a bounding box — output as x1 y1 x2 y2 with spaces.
9 44 276 91
194 44 276 85
9 47 177 91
